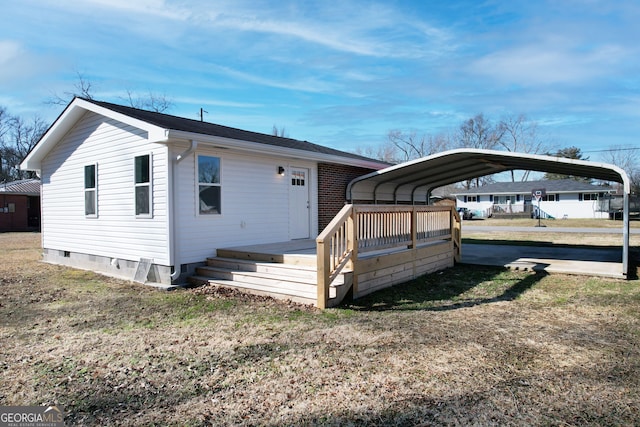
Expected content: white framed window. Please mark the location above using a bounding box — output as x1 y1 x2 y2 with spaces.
582 193 598 201
135 154 152 217
198 155 221 215
468 195 478 202
542 194 558 201
493 195 516 204
84 163 97 217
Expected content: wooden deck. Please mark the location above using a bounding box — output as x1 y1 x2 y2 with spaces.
189 205 461 308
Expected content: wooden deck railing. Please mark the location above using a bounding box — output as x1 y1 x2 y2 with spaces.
316 204 461 308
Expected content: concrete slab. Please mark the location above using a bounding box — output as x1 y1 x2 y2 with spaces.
461 243 625 279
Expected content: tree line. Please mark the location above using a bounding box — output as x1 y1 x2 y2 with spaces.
0 107 47 182
355 113 640 192
1 74 173 183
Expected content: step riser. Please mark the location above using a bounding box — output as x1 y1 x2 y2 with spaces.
190 276 336 302
216 249 317 267
195 267 318 292
189 252 351 307
206 258 317 280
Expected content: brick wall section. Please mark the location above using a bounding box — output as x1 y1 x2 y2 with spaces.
317 163 379 231
0 194 28 232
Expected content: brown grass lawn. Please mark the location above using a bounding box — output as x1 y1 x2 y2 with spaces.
1 232 639 426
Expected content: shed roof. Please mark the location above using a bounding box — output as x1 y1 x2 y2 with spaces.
347 149 629 203
0 179 41 196
452 179 615 196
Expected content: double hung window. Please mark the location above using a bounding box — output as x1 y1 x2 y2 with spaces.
84 164 97 216
135 154 152 216
198 155 221 215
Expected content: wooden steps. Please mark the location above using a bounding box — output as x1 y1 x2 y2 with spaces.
187 256 352 307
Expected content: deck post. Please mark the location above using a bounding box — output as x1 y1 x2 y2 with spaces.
347 206 358 296
452 206 462 262
410 206 418 249
316 238 330 309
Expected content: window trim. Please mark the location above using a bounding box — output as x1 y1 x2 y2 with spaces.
84 163 98 217
582 192 599 201
134 154 153 218
197 154 222 216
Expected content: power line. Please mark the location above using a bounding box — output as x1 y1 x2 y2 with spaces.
583 147 640 153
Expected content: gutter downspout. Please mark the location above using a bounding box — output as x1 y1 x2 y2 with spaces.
170 140 198 282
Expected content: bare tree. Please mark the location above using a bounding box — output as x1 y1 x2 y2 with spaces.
353 141 398 163
600 146 640 193
47 72 173 113
455 113 503 188
497 114 548 182
271 125 289 138
46 71 95 106
123 90 173 113
455 113 503 150
1 114 48 181
387 130 451 162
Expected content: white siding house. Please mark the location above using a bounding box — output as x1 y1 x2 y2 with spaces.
21 98 387 284
452 179 617 219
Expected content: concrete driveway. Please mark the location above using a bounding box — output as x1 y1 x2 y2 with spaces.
459 225 634 278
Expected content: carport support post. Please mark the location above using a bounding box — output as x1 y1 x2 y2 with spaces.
623 192 630 277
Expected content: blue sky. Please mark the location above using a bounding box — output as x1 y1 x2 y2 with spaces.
1 0 639 160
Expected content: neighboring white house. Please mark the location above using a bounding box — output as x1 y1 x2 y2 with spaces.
452 179 617 219
21 98 387 285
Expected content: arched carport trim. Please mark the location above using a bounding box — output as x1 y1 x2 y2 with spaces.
346 149 631 277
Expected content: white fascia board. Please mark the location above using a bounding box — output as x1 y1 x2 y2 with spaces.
164 130 388 170
20 98 168 172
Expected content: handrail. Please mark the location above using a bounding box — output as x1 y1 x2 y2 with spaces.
316 204 459 308
316 204 354 309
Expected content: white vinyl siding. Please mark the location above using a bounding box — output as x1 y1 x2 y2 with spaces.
40 111 170 264
173 144 318 264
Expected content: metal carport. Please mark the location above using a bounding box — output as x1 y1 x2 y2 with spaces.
346 149 631 277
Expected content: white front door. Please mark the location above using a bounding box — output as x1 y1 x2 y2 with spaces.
289 167 310 239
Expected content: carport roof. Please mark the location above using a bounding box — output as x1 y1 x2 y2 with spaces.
347 149 629 203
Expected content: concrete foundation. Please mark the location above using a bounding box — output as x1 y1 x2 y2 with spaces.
41 248 202 285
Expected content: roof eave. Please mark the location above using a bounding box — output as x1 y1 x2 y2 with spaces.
20 98 168 172
165 129 388 170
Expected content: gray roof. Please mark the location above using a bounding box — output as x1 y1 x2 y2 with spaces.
88 99 383 164
0 179 41 195
452 179 614 195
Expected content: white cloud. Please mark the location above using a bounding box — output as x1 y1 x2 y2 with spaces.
49 0 191 21
195 2 452 59
0 40 61 87
209 64 340 94
470 41 629 86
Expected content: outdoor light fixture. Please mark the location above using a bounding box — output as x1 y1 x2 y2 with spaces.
277 166 285 176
